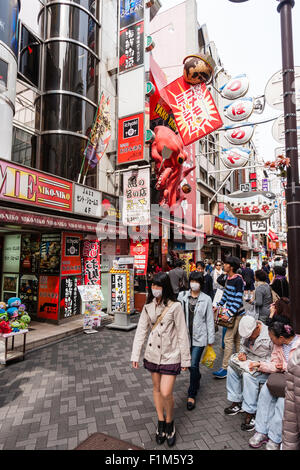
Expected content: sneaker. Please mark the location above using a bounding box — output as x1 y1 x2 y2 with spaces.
155 420 166 445
266 439 280 450
224 402 242 415
249 432 268 448
213 368 227 379
165 421 176 447
241 413 255 431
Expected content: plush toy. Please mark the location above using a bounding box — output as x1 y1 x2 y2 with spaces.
20 313 31 327
7 307 19 318
10 320 21 332
0 321 12 334
0 312 8 322
0 302 6 313
7 297 22 318
7 297 22 308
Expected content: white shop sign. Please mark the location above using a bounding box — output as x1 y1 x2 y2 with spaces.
74 184 102 218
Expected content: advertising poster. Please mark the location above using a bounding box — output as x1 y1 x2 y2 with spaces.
38 275 60 320
122 168 150 226
40 233 61 274
61 232 83 276
120 0 144 29
110 271 128 313
117 113 144 164
60 276 81 319
164 77 223 146
119 21 144 73
82 239 101 285
130 239 149 275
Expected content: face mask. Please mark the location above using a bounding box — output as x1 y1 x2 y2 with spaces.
190 282 200 292
152 288 162 298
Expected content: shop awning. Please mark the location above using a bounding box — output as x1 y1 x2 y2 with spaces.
0 206 99 233
206 236 242 248
158 215 205 239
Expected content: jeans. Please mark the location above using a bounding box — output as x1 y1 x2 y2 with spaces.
226 366 269 414
255 382 285 444
188 346 205 399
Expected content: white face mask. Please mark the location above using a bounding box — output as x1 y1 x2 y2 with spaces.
152 288 162 298
190 282 201 292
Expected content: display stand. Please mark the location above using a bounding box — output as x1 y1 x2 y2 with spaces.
0 329 28 365
77 285 106 334
106 266 137 331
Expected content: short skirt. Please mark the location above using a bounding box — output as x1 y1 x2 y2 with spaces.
143 358 181 376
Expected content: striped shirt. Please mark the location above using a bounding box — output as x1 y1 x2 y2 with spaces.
217 275 245 317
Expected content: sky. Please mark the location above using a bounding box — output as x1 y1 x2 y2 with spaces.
158 0 300 162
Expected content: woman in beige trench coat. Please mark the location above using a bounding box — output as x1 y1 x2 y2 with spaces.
131 272 191 447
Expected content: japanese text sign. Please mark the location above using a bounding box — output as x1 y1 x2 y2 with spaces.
82 239 101 286
118 113 144 164
122 168 150 226
74 184 102 218
213 217 243 241
164 77 223 146
130 239 149 275
119 21 144 73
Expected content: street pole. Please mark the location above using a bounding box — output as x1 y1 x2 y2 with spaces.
277 0 300 333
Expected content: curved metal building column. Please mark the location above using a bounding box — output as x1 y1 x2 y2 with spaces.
38 0 100 184
0 0 20 160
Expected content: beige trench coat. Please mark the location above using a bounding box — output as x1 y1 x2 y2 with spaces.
131 300 191 368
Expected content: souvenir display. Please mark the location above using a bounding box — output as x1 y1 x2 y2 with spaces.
0 296 31 335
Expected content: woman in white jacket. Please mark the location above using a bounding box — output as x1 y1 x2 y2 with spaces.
131 272 191 447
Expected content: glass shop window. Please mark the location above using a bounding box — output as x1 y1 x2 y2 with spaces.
18 25 41 88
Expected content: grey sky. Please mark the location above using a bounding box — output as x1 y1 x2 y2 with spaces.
158 0 300 162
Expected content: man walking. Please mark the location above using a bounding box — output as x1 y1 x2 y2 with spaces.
168 259 188 297
212 256 245 379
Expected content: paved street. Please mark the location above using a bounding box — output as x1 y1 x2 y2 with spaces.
0 317 256 451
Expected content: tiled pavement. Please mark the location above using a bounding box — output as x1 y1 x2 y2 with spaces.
0 318 257 451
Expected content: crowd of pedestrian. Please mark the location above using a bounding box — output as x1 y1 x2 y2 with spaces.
131 254 299 450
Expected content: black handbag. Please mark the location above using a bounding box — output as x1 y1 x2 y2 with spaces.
266 372 287 398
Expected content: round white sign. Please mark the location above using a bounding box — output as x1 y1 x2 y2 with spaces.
220 74 249 100
224 98 254 121
272 114 300 144
221 147 251 169
224 123 254 145
265 66 300 111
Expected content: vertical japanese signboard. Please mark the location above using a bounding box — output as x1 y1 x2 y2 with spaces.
82 239 101 285
119 21 144 73
117 113 144 164
61 232 83 276
38 275 60 320
60 276 81 319
130 239 149 275
122 168 150 226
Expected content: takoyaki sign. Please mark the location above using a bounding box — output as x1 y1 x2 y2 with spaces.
0 158 73 212
221 191 276 221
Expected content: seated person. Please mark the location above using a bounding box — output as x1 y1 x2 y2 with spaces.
224 315 272 431
248 315 300 450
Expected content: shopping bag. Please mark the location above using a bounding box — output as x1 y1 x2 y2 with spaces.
201 345 217 369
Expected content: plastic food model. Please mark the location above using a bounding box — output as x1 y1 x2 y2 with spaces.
151 126 195 208
183 53 215 85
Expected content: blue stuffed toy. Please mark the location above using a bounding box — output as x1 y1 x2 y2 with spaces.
7 297 22 318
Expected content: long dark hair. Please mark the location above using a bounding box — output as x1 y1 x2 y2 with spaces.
271 269 289 298
273 297 290 319
147 272 177 306
266 315 295 339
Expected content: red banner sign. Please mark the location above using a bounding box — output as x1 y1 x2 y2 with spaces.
163 77 223 146
213 216 243 241
130 239 149 275
61 232 83 276
37 275 60 320
82 240 101 285
0 159 73 212
118 113 144 164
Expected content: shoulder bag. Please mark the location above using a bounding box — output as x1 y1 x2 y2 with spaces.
215 306 236 328
151 301 174 332
266 372 287 398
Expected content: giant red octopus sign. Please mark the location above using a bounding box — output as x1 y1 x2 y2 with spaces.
151 126 195 209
